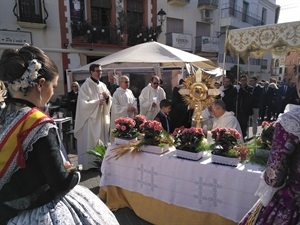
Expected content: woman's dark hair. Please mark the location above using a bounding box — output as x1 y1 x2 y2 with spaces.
0 45 58 83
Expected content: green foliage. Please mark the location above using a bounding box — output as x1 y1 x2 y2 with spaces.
158 129 174 146
246 138 269 167
257 121 275 150
87 144 107 161
196 140 210 152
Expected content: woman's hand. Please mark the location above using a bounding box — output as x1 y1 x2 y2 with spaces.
64 161 74 169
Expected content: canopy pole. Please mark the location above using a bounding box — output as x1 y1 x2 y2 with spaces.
237 53 240 82
247 56 250 78
236 53 240 118
222 26 229 77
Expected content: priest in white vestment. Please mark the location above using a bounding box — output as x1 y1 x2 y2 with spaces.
139 75 166 120
74 64 112 170
210 99 243 142
110 75 138 130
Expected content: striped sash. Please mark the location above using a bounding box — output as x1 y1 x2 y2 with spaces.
0 108 53 179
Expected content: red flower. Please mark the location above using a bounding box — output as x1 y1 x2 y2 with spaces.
233 145 249 161
113 117 139 139
140 120 164 146
211 127 241 147
171 127 205 152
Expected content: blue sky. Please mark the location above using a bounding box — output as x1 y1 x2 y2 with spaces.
276 0 300 23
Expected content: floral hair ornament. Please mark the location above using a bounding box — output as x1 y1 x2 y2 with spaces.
10 59 42 94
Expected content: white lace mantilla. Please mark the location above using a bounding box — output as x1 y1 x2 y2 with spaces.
277 105 300 139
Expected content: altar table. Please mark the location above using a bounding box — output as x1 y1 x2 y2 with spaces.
99 146 263 225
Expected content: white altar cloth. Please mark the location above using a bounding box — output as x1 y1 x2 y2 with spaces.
100 146 263 223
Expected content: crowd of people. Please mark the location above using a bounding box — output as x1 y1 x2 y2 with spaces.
217 75 300 139
67 67 300 168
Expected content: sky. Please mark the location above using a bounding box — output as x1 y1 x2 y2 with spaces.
276 0 300 23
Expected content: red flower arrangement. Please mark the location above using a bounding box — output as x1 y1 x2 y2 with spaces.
211 128 243 157
172 126 205 152
229 145 249 161
113 117 139 139
139 120 163 145
134 114 147 132
257 121 275 150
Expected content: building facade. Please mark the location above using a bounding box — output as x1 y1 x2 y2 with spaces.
0 0 280 99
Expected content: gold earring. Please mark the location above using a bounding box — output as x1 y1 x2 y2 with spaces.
39 90 42 104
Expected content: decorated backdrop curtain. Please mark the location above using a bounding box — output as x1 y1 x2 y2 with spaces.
226 21 300 60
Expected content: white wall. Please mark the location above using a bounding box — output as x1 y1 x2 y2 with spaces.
0 0 64 100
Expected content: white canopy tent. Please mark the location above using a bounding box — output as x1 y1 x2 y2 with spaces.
71 41 216 73
226 21 300 60
67 41 217 91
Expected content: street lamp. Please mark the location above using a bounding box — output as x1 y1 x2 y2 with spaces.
157 8 166 26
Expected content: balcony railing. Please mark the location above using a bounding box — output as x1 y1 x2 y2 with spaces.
221 5 262 26
197 0 219 11
13 1 48 29
70 20 161 46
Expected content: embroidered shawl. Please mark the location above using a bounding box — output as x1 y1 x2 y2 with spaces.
0 107 53 189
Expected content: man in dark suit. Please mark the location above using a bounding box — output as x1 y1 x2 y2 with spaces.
236 75 253 139
290 84 300 105
276 78 293 117
261 81 277 121
169 79 193 132
249 76 263 136
220 76 237 113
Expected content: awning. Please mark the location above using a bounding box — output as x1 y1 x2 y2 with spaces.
226 21 300 60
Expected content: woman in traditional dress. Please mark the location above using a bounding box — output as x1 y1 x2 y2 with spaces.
0 45 119 225
238 74 300 225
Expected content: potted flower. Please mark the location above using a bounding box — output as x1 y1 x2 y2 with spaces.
172 126 208 160
134 114 147 135
112 117 139 145
139 120 170 154
246 121 275 164
210 127 245 166
256 121 275 150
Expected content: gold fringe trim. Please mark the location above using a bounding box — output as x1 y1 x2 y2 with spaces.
246 201 263 225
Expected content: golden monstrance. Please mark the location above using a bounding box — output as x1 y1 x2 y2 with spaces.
178 69 220 128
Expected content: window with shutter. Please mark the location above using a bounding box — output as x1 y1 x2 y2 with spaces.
13 0 48 28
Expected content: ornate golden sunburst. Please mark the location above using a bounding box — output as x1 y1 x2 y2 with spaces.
182 70 216 109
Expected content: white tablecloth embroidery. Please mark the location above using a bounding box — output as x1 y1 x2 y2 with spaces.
100 146 263 222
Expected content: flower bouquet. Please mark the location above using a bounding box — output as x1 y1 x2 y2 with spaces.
134 114 146 139
210 127 246 166
139 120 171 154
256 121 275 150
246 121 275 166
108 119 173 159
134 114 147 131
172 126 208 160
112 117 139 145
